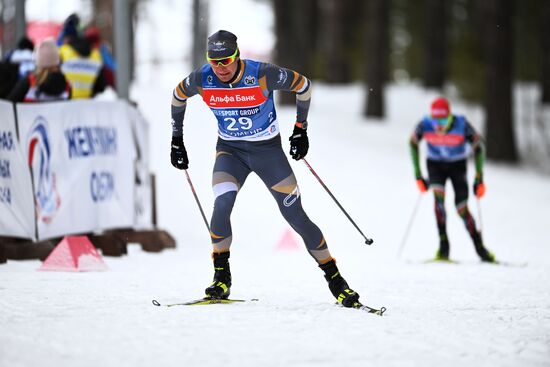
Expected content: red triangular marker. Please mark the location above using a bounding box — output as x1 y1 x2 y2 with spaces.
38 236 108 272
275 228 301 251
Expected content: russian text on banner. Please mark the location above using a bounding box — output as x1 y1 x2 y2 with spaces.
0 100 35 240
16 100 137 240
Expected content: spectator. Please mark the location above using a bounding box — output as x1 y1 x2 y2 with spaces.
58 14 106 99
4 36 36 79
7 38 71 103
56 13 81 46
85 26 116 89
0 37 35 98
0 62 20 99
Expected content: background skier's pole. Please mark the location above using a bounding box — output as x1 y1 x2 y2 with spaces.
184 170 211 233
396 192 423 259
302 158 373 245
476 197 483 234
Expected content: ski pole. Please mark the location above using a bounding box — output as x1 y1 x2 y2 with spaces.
184 169 211 233
476 197 483 234
396 192 423 259
302 158 373 245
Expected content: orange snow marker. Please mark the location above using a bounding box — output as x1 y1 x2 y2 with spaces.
275 228 300 251
38 236 108 272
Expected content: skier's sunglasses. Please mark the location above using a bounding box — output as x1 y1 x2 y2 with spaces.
206 49 239 67
434 115 452 125
433 115 453 131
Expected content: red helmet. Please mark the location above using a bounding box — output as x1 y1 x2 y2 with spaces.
431 97 450 119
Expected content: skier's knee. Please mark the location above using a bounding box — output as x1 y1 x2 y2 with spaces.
281 207 309 227
455 200 468 217
213 191 237 216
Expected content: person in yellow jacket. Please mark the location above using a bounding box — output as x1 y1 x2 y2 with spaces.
59 32 106 99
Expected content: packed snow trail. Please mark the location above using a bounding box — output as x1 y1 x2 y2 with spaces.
1 81 549 367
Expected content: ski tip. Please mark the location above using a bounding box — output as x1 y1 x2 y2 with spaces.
364 305 386 316
493 260 528 267
152 299 161 306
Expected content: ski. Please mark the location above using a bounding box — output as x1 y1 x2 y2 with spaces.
338 302 386 316
424 259 526 267
152 298 259 307
153 298 385 315
492 260 527 268
423 258 460 264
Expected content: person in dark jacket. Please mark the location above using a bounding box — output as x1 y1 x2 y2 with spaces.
7 38 71 103
3 36 35 78
0 36 35 98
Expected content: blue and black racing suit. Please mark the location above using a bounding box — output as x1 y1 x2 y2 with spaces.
171 59 333 264
410 115 486 255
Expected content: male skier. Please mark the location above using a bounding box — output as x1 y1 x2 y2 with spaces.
410 97 496 262
170 30 363 307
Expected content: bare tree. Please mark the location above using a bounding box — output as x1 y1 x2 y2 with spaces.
273 0 294 104
92 0 140 81
1 0 26 55
483 0 518 162
321 0 349 83
91 0 113 45
542 0 550 104
291 0 318 77
274 0 319 104
0 1 4 57
423 0 447 89
364 0 389 118
192 0 208 69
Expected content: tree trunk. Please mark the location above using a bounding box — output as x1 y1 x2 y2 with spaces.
91 0 114 46
541 0 550 104
321 0 349 83
423 0 447 89
0 0 4 58
484 0 518 162
1 0 26 54
96 0 139 81
291 0 317 77
129 0 138 80
364 0 389 118
274 0 319 104
273 0 295 105
192 0 208 69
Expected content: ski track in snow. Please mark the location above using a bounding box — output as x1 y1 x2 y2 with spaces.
1 77 550 366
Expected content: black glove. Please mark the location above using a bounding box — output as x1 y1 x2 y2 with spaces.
289 123 309 160
170 136 188 170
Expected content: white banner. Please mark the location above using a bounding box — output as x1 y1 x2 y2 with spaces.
16 100 137 240
128 105 153 229
0 101 35 239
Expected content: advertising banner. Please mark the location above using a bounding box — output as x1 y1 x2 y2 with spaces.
0 101 35 239
128 106 153 229
16 100 137 240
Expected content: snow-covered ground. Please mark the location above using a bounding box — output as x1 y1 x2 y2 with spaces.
3 0 550 364
1 75 550 366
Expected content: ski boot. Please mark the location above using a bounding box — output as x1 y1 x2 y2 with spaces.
319 259 360 308
476 246 496 263
435 239 450 261
473 233 496 263
205 251 231 299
